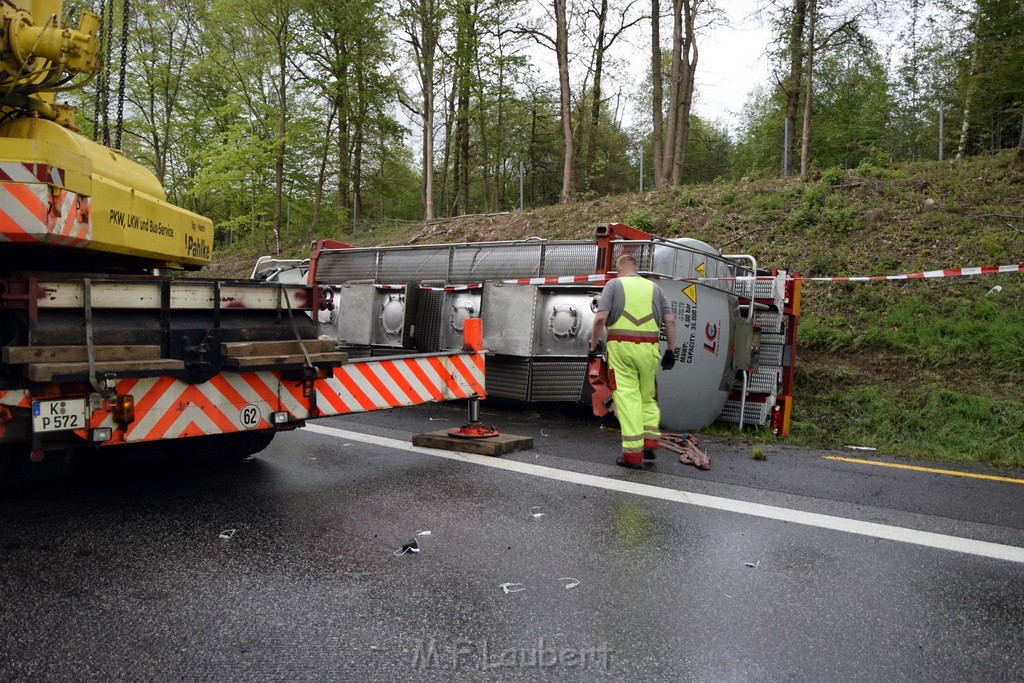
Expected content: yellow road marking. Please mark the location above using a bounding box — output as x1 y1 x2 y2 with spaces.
824 456 1024 485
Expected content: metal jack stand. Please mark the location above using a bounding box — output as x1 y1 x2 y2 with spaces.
448 397 499 438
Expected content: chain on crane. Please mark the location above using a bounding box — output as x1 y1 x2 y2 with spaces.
90 0 129 148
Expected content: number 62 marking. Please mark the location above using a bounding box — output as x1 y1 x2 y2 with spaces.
240 404 261 429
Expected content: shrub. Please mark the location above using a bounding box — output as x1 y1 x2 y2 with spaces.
822 206 858 234
717 186 737 206
622 209 653 232
802 182 830 209
823 166 845 185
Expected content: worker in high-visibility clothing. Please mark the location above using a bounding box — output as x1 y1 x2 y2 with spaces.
588 254 676 469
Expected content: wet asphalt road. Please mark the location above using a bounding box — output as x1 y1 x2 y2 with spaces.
2 400 1024 681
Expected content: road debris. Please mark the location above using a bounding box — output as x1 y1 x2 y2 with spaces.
529 506 546 518
846 446 877 451
559 577 580 589
660 433 710 470
416 530 432 537
744 561 761 569
219 529 236 540
394 539 420 556
499 583 526 594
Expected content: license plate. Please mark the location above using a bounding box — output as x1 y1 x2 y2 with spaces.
32 398 87 433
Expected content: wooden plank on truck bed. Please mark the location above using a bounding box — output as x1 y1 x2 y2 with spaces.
223 351 349 369
4 345 162 364
221 339 336 358
25 359 185 382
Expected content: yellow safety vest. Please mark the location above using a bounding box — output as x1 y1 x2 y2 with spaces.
607 276 660 344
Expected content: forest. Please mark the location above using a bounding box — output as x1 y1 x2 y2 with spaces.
71 0 1023 252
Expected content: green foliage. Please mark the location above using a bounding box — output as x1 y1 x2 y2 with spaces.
823 167 845 185
622 209 653 232
821 206 858 235
785 207 817 231
802 182 830 209
716 186 737 206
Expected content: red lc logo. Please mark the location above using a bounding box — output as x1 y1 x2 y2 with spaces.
703 322 718 353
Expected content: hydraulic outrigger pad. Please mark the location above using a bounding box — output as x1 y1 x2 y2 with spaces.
448 398 500 439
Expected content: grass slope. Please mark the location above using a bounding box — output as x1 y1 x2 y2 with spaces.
205 153 1024 466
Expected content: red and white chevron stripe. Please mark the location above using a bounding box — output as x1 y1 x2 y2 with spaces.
75 353 485 445
0 389 31 409
0 162 65 186
1 182 91 246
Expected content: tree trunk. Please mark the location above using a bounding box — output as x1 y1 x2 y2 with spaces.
784 0 806 177
310 100 337 239
956 25 979 161
555 0 574 203
422 0 436 220
353 50 366 231
337 104 351 214
651 0 663 187
660 0 683 187
272 24 288 256
671 0 698 185
799 0 816 180
1017 108 1024 161
586 0 609 188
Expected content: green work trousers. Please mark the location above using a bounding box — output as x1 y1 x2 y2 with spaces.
608 340 661 459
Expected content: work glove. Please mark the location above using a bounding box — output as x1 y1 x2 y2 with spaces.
661 349 676 371
587 342 604 363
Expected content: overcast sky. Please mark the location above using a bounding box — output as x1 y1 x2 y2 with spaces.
691 1 776 134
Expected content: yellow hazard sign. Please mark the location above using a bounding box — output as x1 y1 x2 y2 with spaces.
696 262 706 277
682 283 697 303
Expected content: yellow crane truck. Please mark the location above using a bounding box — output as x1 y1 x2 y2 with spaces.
0 0 486 474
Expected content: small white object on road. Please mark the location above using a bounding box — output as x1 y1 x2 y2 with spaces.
499 583 526 594
846 446 877 451
559 577 580 589
219 529 236 540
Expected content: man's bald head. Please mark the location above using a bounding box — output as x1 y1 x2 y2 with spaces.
616 254 639 274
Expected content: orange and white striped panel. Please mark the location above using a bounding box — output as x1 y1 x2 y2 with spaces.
81 352 485 445
0 389 31 409
295 353 486 417
1 172 91 246
84 372 283 444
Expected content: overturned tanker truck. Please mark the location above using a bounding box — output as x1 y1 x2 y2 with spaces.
255 223 800 435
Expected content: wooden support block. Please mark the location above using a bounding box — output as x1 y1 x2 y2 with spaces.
4 345 162 364
412 429 534 457
25 359 185 382
221 339 336 358
223 351 349 369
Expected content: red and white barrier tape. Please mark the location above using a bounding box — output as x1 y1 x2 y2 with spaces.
502 274 609 286
795 263 1023 282
419 283 483 292
502 263 1023 286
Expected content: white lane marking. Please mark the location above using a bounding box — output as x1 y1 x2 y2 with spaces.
302 423 1024 564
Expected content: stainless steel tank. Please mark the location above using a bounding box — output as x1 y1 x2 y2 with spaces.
648 238 740 431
